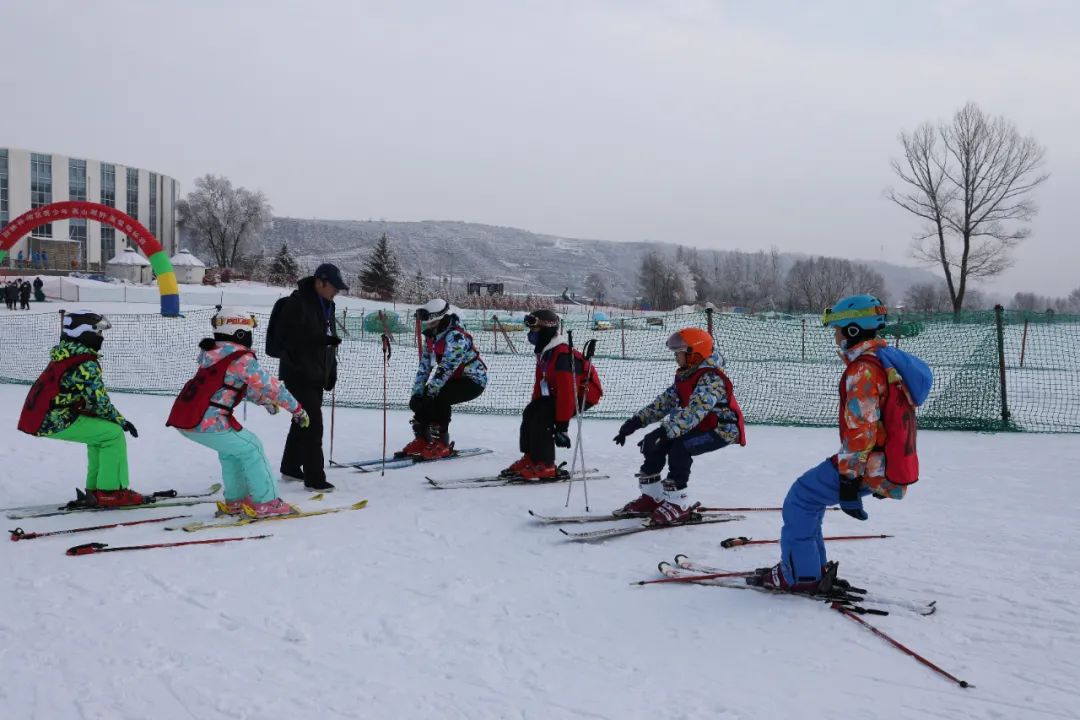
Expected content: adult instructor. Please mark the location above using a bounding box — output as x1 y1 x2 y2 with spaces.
277 263 347 492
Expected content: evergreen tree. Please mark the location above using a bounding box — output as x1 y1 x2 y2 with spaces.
359 234 400 299
267 243 299 286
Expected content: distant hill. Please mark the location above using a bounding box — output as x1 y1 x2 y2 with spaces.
255 217 940 304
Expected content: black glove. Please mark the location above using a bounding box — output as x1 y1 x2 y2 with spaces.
639 427 669 456
613 417 643 446
553 421 571 448
120 420 139 438
325 335 343 347
838 476 868 521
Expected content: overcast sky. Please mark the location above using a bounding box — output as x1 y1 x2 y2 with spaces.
2 0 1077 295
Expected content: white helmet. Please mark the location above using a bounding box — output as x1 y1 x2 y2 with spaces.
211 307 258 347
62 310 111 351
415 298 451 331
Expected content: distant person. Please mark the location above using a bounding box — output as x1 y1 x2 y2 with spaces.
267 263 346 492
396 299 487 459
33 277 45 302
19 281 31 310
4 281 17 310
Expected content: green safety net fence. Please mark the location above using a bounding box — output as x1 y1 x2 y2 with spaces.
1 308 1077 433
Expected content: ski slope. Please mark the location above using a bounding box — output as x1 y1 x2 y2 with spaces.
1 383 1078 719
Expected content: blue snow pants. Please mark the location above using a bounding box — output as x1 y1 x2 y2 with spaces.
179 428 278 504
779 459 871 584
639 429 729 489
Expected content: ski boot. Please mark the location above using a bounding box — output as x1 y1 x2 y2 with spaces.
750 561 838 595
89 488 146 507
614 473 663 517
396 418 429 458
420 424 453 460
243 497 297 519
517 461 561 481
216 496 252 516
500 454 532 478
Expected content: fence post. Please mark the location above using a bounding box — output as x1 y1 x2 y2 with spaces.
620 318 626 359
801 318 806 361
706 307 714 338
1019 319 1029 368
994 304 1011 428
493 315 499 353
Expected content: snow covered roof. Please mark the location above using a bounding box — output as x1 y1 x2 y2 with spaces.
107 248 151 266
170 249 206 267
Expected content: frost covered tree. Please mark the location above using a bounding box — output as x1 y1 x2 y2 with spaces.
267 243 299 286
359 233 400 299
177 175 272 269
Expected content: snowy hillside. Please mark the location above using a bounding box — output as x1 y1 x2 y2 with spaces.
254 217 942 304
2 382 1078 719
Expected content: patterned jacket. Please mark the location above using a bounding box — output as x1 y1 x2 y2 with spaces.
190 341 302 433
633 351 741 444
38 340 126 436
412 318 488 397
834 338 906 500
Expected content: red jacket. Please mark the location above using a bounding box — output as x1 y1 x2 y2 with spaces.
531 336 602 424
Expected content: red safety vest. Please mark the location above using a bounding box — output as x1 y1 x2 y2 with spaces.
838 354 919 485
674 366 747 446
167 350 253 431
533 345 604 411
426 327 487 380
18 354 98 435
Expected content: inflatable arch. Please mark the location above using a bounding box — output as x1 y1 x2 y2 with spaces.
0 201 180 316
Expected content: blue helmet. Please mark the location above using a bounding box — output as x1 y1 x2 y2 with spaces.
821 294 888 331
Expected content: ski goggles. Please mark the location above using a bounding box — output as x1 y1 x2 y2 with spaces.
665 332 689 352
524 313 559 329
820 304 887 327
415 302 450 323
211 314 258 330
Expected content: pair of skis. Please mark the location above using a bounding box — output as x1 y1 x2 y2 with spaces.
645 555 969 689
165 499 369 532
4 484 224 520
331 447 493 472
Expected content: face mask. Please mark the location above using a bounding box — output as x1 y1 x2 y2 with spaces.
527 330 541 347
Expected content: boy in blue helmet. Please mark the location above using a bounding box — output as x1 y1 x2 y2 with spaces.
752 294 932 593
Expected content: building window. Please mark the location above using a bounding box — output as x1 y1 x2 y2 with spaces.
0 148 8 229
70 218 88 265
126 167 139 219
100 163 116 208
69 158 87 201
101 226 116 261
148 172 158 236
31 152 52 238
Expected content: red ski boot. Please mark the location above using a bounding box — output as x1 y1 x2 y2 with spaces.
420 424 453 460
396 419 429 457
500 454 533 477
517 461 560 481
90 489 146 507
614 473 663 517
648 483 698 526
751 561 838 595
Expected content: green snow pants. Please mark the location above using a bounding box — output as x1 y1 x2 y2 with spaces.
49 416 130 491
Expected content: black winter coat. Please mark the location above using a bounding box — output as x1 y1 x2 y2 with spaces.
278 277 339 391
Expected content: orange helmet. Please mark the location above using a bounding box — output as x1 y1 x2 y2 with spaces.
666 327 714 367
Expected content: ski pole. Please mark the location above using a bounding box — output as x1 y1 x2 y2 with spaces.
831 602 973 688
563 330 590 511
381 333 392 477
634 570 756 586
698 506 841 513
721 534 893 549
66 534 272 556
10 515 192 541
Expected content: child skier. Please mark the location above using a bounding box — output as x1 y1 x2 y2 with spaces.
752 294 932 593
397 299 488 460
612 327 746 525
166 308 310 518
500 309 602 480
17 310 144 507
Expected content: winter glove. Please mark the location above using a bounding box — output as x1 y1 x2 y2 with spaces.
292 409 311 429
553 422 571 448
120 420 138 438
638 427 669 456
324 335 343 347
838 476 868 521
613 416 643 446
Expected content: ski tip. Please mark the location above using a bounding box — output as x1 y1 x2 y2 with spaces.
309 493 325 501
351 500 369 510
558 528 570 536
657 560 672 572
209 483 223 493
673 553 688 565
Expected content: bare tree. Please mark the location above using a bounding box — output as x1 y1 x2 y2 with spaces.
784 257 887 312
177 175 273 269
903 282 951 312
585 271 607 301
887 103 1048 313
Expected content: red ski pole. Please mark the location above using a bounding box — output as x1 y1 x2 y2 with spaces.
832 602 973 688
380 333 392 477
66 534 272 555
722 534 892 549
699 507 840 513
10 515 191 541
634 570 756 586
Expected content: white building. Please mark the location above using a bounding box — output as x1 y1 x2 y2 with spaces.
106 247 152 284
0 146 179 271
170 248 206 284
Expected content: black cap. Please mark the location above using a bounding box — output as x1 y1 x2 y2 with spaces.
314 263 348 291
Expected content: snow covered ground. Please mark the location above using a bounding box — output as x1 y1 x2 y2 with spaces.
1 383 1078 719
